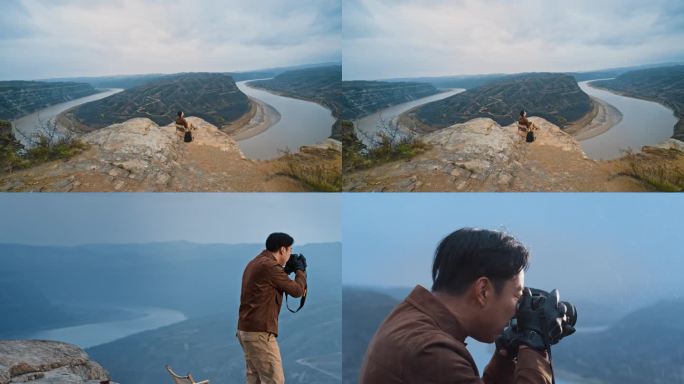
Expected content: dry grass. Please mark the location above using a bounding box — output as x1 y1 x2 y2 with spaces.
621 149 684 192
278 148 342 192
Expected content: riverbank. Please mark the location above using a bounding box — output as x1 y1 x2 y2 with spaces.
565 96 623 141
590 81 684 140
355 88 465 144
12 88 123 142
222 96 281 141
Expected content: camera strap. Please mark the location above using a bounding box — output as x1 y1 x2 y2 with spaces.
285 293 306 313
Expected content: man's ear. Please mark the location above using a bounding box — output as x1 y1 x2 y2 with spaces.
472 277 491 307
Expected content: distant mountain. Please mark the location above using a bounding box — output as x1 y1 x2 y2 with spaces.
383 74 505 90
87 300 341 383
249 65 342 117
42 63 341 90
341 81 439 120
44 74 167 90
0 241 341 329
342 287 400 384
412 73 592 130
0 81 98 120
591 65 684 140
66 73 250 130
554 298 684 384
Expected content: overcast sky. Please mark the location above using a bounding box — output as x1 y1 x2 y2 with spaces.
0 0 341 80
0 193 340 246
342 193 683 305
343 0 684 80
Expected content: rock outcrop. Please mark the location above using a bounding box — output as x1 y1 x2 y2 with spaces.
344 117 651 191
0 340 117 384
0 117 341 192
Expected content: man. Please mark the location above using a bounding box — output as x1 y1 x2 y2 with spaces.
175 111 194 140
518 110 537 137
360 228 566 383
237 232 307 384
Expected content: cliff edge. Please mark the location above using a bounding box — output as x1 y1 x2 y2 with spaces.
0 117 341 192
0 340 117 384
344 117 679 191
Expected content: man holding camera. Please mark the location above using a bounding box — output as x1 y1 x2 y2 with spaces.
360 228 575 384
237 232 307 384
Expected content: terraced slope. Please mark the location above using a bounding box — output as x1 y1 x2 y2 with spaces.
412 73 592 131
67 73 249 131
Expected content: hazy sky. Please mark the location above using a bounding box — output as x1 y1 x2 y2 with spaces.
0 0 341 80
0 193 340 246
343 0 684 80
342 193 683 304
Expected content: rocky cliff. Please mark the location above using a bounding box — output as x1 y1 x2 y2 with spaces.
344 117 681 191
0 340 116 384
0 117 341 192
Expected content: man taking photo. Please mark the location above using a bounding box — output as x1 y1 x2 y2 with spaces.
360 228 574 383
237 232 307 384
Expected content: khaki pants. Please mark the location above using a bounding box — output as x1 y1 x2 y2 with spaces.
236 330 285 384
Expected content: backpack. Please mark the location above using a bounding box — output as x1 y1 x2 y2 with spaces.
526 130 535 143
184 130 193 143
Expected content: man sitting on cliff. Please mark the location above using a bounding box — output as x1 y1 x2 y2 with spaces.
517 110 537 137
175 111 195 140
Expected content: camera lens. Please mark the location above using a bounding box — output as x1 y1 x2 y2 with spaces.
562 301 577 326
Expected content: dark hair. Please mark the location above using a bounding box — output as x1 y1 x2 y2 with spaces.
520 110 526 117
432 228 529 295
266 232 294 252
177 111 183 118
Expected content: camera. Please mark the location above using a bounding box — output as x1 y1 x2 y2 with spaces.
284 253 306 274
525 287 577 342
509 287 577 346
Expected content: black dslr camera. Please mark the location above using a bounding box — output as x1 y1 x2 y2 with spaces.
284 253 307 274
497 287 577 358
524 288 577 343
283 253 308 313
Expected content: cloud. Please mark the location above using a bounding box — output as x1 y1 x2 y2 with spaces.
343 0 684 79
0 0 341 80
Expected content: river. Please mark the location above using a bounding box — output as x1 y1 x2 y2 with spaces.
27 306 186 349
354 89 465 147
11 88 123 147
578 80 677 160
236 80 336 160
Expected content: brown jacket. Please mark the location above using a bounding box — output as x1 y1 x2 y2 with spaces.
175 116 189 130
360 285 552 384
237 250 307 336
518 116 533 130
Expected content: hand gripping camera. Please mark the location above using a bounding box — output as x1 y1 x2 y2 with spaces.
283 253 308 313
496 288 577 384
284 253 307 275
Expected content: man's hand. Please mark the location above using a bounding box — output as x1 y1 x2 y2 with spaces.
515 288 567 351
495 323 522 359
284 254 307 274
294 254 307 272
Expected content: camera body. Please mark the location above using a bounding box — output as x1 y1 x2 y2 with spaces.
284 253 307 274
497 287 577 356
524 287 577 343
